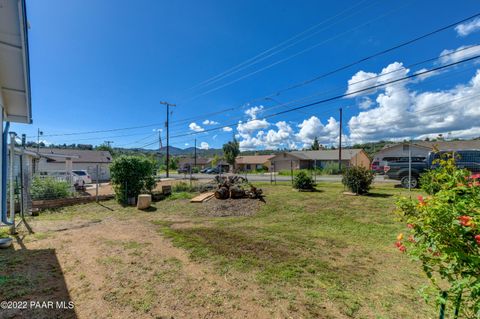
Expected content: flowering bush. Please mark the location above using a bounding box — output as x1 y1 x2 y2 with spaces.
395 158 480 318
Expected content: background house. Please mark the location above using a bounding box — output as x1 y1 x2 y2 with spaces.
235 155 274 171
178 156 211 170
270 149 370 171
373 140 480 163
29 148 113 181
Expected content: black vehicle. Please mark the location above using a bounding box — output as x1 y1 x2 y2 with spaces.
177 167 188 174
384 150 480 188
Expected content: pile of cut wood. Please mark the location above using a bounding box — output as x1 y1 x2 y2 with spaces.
213 175 263 200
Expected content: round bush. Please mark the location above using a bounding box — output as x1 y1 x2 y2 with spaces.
293 171 316 190
341 166 374 194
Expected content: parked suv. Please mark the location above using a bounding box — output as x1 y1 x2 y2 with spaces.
72 170 92 188
384 150 480 188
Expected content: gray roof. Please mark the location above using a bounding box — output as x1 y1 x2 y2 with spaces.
28 148 113 163
382 140 480 151
274 149 363 161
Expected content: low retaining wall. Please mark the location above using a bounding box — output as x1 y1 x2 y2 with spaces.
32 195 115 210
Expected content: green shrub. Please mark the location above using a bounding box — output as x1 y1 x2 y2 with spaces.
293 171 316 190
395 157 479 316
110 155 156 204
420 153 459 195
30 177 71 200
341 166 374 194
172 182 197 193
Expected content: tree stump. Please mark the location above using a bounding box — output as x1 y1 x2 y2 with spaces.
230 186 245 199
137 194 152 209
214 187 229 199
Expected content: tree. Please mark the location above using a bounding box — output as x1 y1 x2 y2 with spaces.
211 154 220 167
223 137 240 170
110 155 156 204
96 143 115 156
311 137 321 150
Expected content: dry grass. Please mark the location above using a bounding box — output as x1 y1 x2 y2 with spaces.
0 182 436 318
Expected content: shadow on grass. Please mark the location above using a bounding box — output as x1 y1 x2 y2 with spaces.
365 192 393 198
140 206 158 212
96 202 115 211
1 238 77 318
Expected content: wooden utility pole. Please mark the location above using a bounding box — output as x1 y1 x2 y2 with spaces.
338 107 343 172
160 101 176 178
194 138 197 169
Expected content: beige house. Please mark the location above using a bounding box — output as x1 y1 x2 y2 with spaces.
270 149 370 171
235 155 275 171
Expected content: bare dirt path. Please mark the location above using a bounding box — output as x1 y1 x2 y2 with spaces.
4 215 282 319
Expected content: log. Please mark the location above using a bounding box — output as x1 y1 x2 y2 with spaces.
230 186 246 199
214 187 229 199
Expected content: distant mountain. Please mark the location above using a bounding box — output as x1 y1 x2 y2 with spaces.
112 146 223 157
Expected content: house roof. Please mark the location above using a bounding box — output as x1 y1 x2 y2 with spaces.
272 149 363 161
27 148 113 163
0 0 32 124
235 155 275 165
381 140 480 151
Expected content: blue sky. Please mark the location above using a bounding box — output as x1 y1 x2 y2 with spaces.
12 0 480 150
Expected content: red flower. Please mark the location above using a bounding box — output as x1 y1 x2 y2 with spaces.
394 241 402 248
407 223 414 229
458 215 473 227
399 245 406 252
408 235 416 243
417 195 426 207
475 234 480 246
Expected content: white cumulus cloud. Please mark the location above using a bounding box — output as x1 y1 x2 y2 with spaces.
345 62 409 97
237 119 270 136
189 122 204 132
203 120 219 125
199 142 209 150
348 64 480 143
455 17 480 37
223 126 233 132
439 45 480 64
245 105 264 120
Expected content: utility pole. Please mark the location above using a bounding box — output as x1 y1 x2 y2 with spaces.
37 128 43 154
338 107 343 172
104 141 113 148
194 138 197 169
160 101 176 178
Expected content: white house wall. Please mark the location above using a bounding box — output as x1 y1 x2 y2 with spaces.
37 159 111 181
374 145 431 162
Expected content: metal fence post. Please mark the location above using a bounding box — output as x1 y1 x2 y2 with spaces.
290 160 293 185
95 165 99 202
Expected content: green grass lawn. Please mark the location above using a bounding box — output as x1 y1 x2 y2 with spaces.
3 182 436 318
154 182 434 318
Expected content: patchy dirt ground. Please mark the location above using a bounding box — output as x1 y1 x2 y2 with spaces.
195 198 265 217
85 179 206 197
0 207 280 319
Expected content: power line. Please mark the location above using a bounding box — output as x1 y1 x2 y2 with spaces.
164 45 480 137
167 54 480 140
182 11 480 103
33 45 479 147
182 0 376 93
